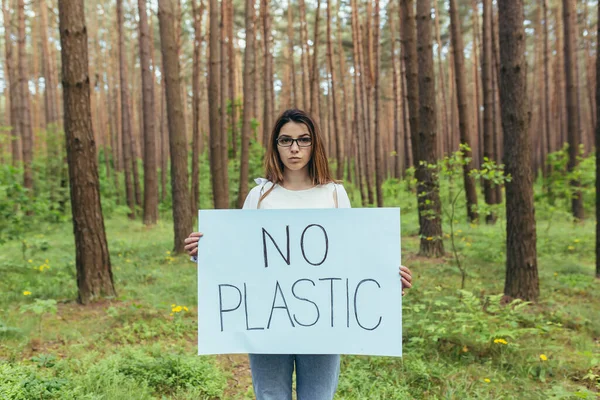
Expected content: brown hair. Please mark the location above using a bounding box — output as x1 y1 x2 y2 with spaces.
261 109 335 202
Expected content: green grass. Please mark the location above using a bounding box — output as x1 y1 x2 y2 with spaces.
0 189 598 399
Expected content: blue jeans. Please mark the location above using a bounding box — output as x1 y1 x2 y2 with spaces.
249 354 341 400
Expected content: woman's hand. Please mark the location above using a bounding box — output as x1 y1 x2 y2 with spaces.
184 232 204 256
399 265 413 296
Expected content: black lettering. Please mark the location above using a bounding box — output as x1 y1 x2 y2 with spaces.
291 279 320 327
319 278 342 327
354 279 383 331
218 284 242 332
267 281 295 329
346 278 350 328
262 226 290 268
244 283 264 331
300 224 329 266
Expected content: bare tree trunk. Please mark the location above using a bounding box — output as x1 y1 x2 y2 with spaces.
191 0 204 212
326 0 342 180
287 5 297 108
3 0 19 166
471 0 483 168
208 0 228 208
117 0 135 219
416 0 444 256
17 0 33 192
542 0 551 178
449 0 479 222
562 0 584 220
498 0 539 301
309 0 321 121
482 0 496 223
158 0 193 252
220 0 230 204
596 0 600 279
40 0 59 133
390 6 402 178
336 0 350 171
58 0 116 304
237 0 256 208
138 0 158 225
373 0 383 207
261 0 274 146
298 0 310 112
433 0 448 159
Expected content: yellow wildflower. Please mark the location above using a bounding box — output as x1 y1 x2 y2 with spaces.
462 346 469 353
426 237 433 241
171 304 176 307
465 242 472 247
28 259 33 263
166 251 171 255
170 313 174 317
456 229 462 233
573 239 580 243
567 246 574 251
172 306 183 313
45 259 49 264
484 378 491 383
183 306 189 312
554 272 558 277
493 338 508 345
539 354 548 361
23 291 32 296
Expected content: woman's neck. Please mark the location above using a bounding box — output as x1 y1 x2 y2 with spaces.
282 168 313 190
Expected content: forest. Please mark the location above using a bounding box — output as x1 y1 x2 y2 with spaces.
0 0 598 398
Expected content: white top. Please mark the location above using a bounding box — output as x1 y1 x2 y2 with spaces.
243 178 352 210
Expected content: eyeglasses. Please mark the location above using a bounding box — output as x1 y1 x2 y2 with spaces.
276 136 312 147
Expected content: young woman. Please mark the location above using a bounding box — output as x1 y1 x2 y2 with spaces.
184 109 413 400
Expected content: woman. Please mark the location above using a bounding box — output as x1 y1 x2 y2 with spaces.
185 109 413 400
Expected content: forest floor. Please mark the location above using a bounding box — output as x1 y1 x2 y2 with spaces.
0 204 599 399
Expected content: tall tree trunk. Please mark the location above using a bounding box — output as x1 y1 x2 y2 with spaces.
498 0 539 302
17 0 33 192
433 0 449 159
287 5 297 108
326 0 342 180
562 0 584 220
390 7 402 178
350 2 366 205
3 0 19 166
417 0 444 256
220 0 230 205
482 0 496 223
237 0 256 208
309 0 321 121
471 0 483 168
336 0 350 170
542 0 551 178
191 0 205 212
138 0 158 225
373 0 383 207
58 0 116 304
39 0 59 137
158 0 193 252
117 0 136 219
228 0 237 159
261 0 274 146
449 0 479 222
208 0 228 209
298 0 310 112
352 0 373 204
596 0 599 279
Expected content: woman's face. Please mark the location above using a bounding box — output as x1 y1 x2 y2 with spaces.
276 122 313 173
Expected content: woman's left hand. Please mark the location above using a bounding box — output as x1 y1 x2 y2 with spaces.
399 265 413 296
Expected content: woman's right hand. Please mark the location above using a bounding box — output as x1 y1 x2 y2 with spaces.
184 232 204 256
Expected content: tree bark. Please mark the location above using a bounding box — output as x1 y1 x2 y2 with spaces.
373 0 383 207
220 0 230 204
208 0 228 208
416 0 444 256
433 0 449 160
309 0 321 121
482 0 497 223
261 0 274 146
562 0 584 220
449 0 479 222
287 5 297 108
191 0 205 212
498 0 539 301
117 0 136 219
3 0 19 166
138 0 159 225
326 0 342 180
237 0 256 209
58 0 116 304
40 0 60 130
298 0 310 111
596 0 600 278
158 0 193 252
390 7 402 178
17 0 33 192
